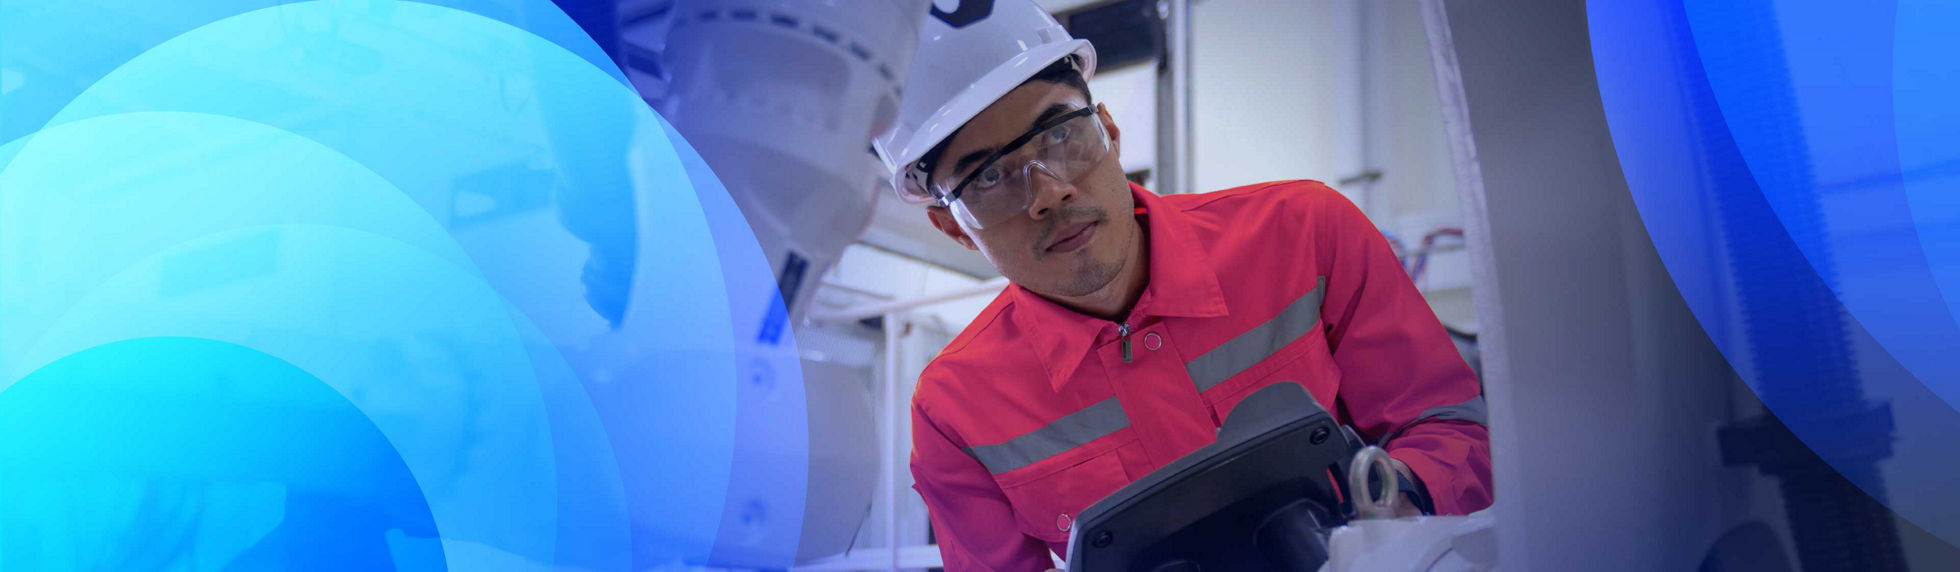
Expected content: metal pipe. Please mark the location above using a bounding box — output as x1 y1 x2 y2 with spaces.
883 311 903 571
818 280 897 301
1357 0 1382 220
804 277 1010 326
1156 0 1194 194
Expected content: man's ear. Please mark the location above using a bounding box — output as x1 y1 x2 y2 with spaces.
926 207 979 251
1097 103 1121 157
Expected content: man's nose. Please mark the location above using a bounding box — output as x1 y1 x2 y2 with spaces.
1024 162 1075 220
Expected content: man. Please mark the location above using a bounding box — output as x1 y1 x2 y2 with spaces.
875 1 1492 569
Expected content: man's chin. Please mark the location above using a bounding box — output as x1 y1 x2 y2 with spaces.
1017 261 1119 300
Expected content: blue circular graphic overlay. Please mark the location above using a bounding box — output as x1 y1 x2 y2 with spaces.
1 0 810 568
1590 0 1960 549
0 337 444 570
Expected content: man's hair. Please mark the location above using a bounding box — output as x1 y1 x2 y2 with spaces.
917 57 1093 189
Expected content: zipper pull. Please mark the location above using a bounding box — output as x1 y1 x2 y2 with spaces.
1118 323 1133 363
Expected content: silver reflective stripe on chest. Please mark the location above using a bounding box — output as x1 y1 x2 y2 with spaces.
962 397 1130 474
1186 277 1328 392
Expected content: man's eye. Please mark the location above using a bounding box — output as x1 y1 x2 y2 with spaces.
1045 124 1074 144
973 165 1005 188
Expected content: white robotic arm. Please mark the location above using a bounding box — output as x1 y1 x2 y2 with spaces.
651 0 926 325
616 0 930 567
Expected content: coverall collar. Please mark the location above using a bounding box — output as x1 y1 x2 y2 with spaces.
1007 182 1230 391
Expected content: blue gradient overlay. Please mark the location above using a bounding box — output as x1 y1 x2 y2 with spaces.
1591 0 1960 551
1 0 806 569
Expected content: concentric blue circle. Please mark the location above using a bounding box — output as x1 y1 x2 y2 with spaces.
0 1 809 568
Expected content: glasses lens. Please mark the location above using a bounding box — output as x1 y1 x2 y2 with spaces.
942 114 1109 229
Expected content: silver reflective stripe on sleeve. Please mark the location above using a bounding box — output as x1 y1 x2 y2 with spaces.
962 397 1130 474
1418 395 1487 426
1379 395 1489 446
1186 277 1328 392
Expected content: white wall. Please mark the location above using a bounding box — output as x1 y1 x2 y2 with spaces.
1192 0 1364 199
1365 0 1473 327
816 244 996 328
1090 62 1159 179
1191 0 1473 329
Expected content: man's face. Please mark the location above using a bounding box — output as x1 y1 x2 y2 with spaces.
926 81 1136 298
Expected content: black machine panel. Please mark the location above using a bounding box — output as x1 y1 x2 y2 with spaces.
1057 0 1166 71
1066 382 1364 572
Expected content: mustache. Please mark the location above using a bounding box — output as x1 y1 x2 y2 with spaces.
1036 206 1110 249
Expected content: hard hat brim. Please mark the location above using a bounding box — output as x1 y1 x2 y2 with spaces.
887 39 1097 203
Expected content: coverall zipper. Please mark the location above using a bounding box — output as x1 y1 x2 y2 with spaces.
1117 322 1133 363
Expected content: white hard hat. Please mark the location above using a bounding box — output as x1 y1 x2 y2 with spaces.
875 0 1097 204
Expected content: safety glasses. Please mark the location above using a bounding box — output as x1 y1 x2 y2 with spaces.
929 106 1111 229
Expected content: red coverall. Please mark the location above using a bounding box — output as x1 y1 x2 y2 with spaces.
910 180 1492 570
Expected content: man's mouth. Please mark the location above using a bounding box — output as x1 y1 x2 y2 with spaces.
1045 221 1100 254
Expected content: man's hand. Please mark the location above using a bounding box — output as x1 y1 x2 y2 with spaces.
1387 457 1424 518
